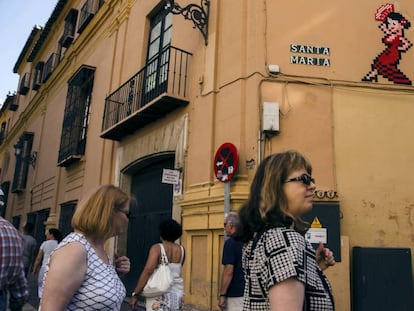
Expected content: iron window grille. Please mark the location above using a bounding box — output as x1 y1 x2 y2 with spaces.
42 53 60 83
32 62 44 90
18 72 31 95
61 9 78 48
12 132 34 193
57 66 95 167
5 94 19 111
0 122 6 145
77 0 104 34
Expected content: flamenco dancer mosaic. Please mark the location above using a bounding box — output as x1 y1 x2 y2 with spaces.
362 4 412 85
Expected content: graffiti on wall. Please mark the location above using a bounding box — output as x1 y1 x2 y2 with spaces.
362 4 412 85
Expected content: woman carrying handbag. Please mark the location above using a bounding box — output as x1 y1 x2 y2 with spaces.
130 219 185 311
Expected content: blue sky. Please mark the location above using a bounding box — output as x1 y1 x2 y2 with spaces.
0 0 57 104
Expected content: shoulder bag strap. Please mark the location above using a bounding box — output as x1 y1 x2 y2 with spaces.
159 243 169 264
179 245 185 264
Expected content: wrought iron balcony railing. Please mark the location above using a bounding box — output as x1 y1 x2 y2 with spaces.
101 45 192 140
78 0 104 34
61 9 78 48
5 93 19 111
18 72 31 95
32 62 44 91
42 53 60 83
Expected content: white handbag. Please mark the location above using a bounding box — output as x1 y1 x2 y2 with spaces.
142 243 173 297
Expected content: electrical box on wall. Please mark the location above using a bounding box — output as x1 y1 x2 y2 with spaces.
262 102 279 134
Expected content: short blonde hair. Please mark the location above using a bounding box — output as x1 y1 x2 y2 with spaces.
72 184 130 239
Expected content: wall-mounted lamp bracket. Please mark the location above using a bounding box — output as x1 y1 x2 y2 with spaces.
29 151 37 168
165 0 210 45
14 140 37 168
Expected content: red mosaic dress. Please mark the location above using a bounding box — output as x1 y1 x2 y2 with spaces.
373 35 412 85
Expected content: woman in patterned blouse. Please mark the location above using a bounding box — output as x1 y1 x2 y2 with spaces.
238 151 336 310
40 184 132 310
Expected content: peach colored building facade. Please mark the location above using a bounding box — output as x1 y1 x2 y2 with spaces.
1 1 414 310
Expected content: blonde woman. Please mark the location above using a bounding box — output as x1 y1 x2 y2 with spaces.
40 184 131 310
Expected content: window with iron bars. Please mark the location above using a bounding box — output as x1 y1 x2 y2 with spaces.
12 132 34 193
0 122 6 145
61 9 78 48
19 72 31 95
57 66 95 167
32 62 44 91
77 0 104 34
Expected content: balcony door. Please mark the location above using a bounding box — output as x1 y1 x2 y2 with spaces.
143 10 172 105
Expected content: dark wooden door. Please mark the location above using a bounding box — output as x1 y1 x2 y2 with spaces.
124 156 174 295
34 209 50 248
59 201 77 238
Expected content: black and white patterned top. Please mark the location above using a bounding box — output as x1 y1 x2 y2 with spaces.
242 227 334 310
44 232 126 310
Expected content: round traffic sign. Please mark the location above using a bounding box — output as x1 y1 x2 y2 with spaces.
213 142 239 182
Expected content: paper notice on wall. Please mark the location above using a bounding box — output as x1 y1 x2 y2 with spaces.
306 228 327 244
162 169 180 184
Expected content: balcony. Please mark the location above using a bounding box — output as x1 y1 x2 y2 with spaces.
77 0 104 34
5 94 19 111
32 62 44 91
0 120 6 145
18 72 30 95
101 46 192 141
60 9 78 48
42 53 60 83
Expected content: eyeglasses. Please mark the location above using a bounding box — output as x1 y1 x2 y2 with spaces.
118 210 131 219
284 174 315 186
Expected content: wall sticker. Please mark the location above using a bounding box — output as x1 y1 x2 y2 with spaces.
362 4 412 85
290 44 331 67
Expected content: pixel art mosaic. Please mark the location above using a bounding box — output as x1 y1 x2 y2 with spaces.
362 4 412 85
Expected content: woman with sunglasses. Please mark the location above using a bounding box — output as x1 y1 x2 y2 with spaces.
238 150 335 310
40 184 131 310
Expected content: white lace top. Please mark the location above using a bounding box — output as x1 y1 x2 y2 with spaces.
43 232 126 310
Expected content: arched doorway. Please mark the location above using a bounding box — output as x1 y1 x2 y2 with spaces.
124 154 175 295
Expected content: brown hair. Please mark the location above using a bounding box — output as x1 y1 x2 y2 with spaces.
238 151 312 241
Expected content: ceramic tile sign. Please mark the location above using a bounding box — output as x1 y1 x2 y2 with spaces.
290 44 331 67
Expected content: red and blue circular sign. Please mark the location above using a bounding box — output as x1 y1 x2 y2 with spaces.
213 142 239 182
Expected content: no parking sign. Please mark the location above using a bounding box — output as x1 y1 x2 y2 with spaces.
213 142 239 182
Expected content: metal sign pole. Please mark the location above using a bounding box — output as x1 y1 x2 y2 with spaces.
224 182 230 240
224 182 230 215
213 142 239 239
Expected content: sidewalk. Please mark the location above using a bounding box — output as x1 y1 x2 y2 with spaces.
20 304 36 311
22 272 38 311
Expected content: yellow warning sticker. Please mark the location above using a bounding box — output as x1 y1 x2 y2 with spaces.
311 217 322 228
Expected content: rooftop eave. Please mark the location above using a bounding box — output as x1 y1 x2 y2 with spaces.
13 26 42 73
27 0 67 62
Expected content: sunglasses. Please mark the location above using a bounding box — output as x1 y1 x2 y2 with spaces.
118 210 131 219
284 173 315 186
